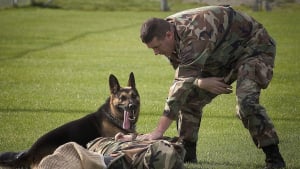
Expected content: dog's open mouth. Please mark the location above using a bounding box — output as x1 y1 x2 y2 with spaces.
123 110 136 130
118 104 136 130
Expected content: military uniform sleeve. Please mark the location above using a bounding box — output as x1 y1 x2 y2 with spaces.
163 40 207 119
163 6 234 119
163 10 218 119
163 74 199 120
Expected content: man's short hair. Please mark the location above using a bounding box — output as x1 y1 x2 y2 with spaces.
140 18 171 43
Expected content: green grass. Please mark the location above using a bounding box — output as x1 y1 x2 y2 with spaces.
29 0 205 11
0 3 299 169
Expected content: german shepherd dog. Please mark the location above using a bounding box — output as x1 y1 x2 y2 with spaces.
0 72 140 168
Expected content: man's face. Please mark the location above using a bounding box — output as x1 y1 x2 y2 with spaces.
146 31 175 57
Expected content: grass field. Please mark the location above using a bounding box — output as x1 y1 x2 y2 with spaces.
0 3 299 169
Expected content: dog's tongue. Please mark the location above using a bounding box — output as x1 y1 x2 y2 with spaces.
123 111 130 130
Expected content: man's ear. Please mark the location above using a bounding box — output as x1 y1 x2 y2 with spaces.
165 31 174 40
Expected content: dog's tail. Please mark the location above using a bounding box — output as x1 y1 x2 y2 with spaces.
0 150 31 168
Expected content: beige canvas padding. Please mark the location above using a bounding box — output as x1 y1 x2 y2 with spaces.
37 142 107 169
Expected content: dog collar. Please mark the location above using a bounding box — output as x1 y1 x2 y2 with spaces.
103 110 136 132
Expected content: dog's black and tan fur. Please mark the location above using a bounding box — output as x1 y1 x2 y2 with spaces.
0 72 140 168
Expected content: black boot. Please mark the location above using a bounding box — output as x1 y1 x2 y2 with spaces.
182 140 197 163
262 145 286 169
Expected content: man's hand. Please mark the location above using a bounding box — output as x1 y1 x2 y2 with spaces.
115 132 134 141
197 77 232 94
136 130 163 141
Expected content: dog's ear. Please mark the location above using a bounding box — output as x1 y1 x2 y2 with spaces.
128 72 136 89
109 74 120 94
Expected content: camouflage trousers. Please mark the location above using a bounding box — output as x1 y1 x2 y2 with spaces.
178 53 279 148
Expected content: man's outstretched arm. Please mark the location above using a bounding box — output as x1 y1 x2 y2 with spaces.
137 115 173 140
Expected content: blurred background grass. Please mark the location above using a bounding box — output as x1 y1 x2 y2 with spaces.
0 1 299 168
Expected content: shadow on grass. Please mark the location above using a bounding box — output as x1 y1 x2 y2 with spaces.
206 114 299 122
0 108 92 114
1 108 297 122
185 160 264 169
0 23 139 61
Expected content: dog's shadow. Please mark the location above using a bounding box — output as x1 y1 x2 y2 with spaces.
184 160 264 169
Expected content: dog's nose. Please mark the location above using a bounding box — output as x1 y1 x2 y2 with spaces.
128 104 136 110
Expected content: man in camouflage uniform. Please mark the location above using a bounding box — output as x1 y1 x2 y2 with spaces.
138 5 285 169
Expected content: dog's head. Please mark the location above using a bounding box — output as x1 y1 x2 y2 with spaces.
109 72 140 132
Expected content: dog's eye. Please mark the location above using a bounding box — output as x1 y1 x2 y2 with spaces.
131 93 137 99
120 95 127 101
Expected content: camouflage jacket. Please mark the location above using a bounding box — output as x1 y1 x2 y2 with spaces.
163 5 276 119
